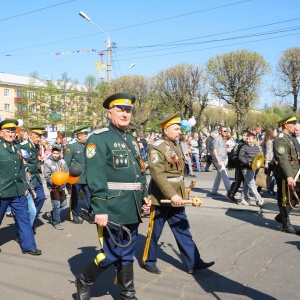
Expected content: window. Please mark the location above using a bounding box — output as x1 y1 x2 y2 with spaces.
40 106 46 113
16 89 24 97
4 103 10 113
28 91 35 99
4 89 10 97
29 105 36 113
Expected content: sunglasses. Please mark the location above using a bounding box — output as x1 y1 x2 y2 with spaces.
222 130 228 133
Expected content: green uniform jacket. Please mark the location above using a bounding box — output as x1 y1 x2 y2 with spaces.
0 140 27 198
147 138 185 206
64 139 87 184
273 131 299 180
84 124 147 225
20 139 42 187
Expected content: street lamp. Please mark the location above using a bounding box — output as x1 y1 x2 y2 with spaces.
79 11 112 83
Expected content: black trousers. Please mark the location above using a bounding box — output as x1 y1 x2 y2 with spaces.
228 168 243 197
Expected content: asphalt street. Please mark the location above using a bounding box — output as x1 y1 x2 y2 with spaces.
0 168 299 300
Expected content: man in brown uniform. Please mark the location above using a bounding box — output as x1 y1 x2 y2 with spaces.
142 113 214 274
273 115 299 234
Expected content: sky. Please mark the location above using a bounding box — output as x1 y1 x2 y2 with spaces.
1 0 300 108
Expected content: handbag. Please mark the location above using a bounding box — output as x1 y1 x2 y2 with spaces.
255 169 272 189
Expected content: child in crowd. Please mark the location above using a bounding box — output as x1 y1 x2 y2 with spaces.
238 133 264 206
44 145 68 230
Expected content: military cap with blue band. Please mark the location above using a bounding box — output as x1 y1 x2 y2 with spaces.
277 114 297 127
0 119 18 130
103 93 136 110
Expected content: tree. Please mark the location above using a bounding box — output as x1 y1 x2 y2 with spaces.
272 47 300 113
207 50 270 135
154 64 209 123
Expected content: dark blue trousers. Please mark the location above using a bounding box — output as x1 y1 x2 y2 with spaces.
34 180 46 226
94 223 138 268
70 184 90 220
142 205 203 271
0 195 37 251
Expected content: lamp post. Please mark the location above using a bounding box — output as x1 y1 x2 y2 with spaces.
79 11 111 83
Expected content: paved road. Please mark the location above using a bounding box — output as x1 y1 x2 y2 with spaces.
1 169 299 300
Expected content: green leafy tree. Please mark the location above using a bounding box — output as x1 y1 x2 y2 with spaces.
207 50 270 135
272 47 300 113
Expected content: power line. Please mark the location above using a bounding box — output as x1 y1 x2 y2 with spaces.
114 31 300 62
0 0 250 54
0 0 76 22
114 25 300 57
119 17 300 50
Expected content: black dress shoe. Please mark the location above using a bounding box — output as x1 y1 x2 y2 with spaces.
22 249 42 255
188 261 215 274
143 265 161 274
73 219 83 224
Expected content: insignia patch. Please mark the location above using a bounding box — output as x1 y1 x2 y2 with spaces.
277 146 285 154
153 139 164 146
66 148 71 154
150 150 159 164
86 143 96 158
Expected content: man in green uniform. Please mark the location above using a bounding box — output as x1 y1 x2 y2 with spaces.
75 93 151 300
20 127 47 234
0 120 41 255
273 115 299 234
64 126 90 224
142 113 214 274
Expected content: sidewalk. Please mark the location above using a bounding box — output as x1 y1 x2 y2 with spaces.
0 169 299 300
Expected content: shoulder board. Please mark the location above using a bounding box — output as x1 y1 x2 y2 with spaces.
278 133 284 137
68 140 76 144
20 140 28 145
153 139 164 146
93 128 109 135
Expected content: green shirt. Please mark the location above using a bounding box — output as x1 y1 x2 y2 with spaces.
64 139 87 184
84 124 147 225
20 139 42 187
0 140 27 198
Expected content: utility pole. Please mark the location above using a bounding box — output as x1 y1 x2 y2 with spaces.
79 11 112 83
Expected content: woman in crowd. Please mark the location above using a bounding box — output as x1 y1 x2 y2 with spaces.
261 126 277 195
190 132 202 172
180 134 196 177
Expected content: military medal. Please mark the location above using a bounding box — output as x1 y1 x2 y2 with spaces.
171 152 179 165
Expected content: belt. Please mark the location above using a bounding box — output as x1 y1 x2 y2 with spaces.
107 182 142 190
167 176 183 182
289 160 299 166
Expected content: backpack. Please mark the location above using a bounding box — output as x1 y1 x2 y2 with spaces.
228 142 240 162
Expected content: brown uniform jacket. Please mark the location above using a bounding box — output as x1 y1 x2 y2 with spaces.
147 137 185 206
273 131 299 180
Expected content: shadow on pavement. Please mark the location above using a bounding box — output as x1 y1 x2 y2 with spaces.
68 246 118 299
191 269 277 300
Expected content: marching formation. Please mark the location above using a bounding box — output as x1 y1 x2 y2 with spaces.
0 93 299 300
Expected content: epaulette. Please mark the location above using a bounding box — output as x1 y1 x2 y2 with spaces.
20 140 28 145
153 139 164 146
68 140 76 144
93 128 109 135
278 133 284 138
